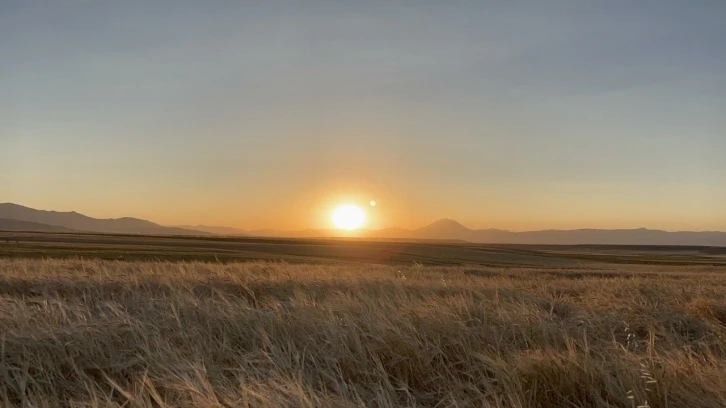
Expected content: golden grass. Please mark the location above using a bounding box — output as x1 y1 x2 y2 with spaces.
1 259 726 407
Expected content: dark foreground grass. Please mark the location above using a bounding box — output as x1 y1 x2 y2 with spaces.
1 259 726 407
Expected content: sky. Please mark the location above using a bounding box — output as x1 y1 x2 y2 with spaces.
2 1 725 231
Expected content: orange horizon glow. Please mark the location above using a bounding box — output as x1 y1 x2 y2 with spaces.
4 189 726 233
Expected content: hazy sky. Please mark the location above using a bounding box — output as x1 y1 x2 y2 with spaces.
2 1 725 231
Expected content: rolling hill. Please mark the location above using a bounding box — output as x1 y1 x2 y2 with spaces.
176 225 249 236
368 220 726 246
0 218 79 233
0 204 208 236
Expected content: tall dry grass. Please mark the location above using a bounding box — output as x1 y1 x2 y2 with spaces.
1 259 725 407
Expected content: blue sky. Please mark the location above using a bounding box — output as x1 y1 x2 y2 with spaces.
2 1 725 230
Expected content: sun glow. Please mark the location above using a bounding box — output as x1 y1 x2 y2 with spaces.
332 205 365 230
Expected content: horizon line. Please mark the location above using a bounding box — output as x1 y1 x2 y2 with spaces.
3 202 725 235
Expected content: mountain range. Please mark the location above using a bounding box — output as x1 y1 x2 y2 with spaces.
371 218 726 246
0 217 80 233
2 203 726 246
0 203 208 236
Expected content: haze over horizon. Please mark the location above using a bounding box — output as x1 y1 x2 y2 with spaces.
3 1 725 232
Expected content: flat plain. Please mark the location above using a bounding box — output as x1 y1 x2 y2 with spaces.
1 232 726 407
3 231 726 266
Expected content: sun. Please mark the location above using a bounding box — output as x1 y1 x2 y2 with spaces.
332 205 365 230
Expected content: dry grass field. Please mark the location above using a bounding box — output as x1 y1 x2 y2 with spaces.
1 259 726 407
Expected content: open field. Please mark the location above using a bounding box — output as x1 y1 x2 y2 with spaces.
1 259 726 407
2 231 726 267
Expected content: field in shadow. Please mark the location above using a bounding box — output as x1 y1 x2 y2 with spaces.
3 231 726 267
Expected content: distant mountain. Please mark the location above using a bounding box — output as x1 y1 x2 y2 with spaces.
176 225 248 236
363 219 726 247
415 218 471 239
0 218 79 233
491 228 726 246
0 203 209 236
